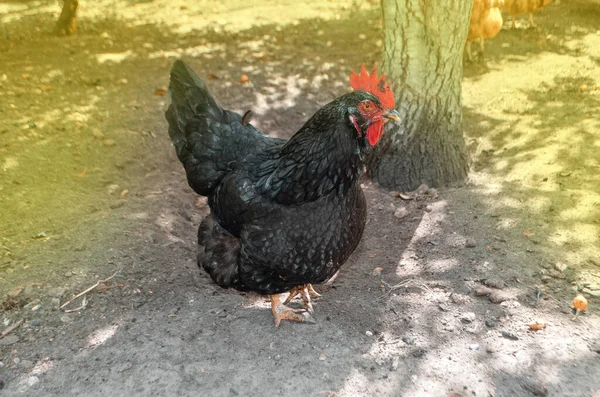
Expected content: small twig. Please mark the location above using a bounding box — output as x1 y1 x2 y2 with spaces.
1 319 24 339
64 295 87 313
60 271 118 310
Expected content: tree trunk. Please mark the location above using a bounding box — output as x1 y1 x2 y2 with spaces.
366 0 472 191
56 0 79 36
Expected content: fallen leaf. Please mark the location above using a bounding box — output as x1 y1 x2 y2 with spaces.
398 193 413 200
21 73 30 79
522 230 534 237
154 87 168 96
75 168 87 177
528 322 546 331
371 267 383 276
120 189 129 199
207 73 219 80
240 74 249 84
573 295 588 312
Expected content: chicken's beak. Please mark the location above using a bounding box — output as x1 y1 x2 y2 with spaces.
383 109 401 123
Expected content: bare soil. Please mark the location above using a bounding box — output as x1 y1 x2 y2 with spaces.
1 1 599 396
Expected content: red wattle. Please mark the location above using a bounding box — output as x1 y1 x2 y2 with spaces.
366 119 384 146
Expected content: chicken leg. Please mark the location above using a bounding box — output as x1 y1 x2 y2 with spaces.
283 284 321 314
271 293 315 328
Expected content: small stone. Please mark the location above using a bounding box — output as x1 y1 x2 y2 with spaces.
425 205 433 212
554 263 568 272
460 312 476 323
415 184 429 195
486 345 495 353
51 298 61 310
475 285 493 296
28 319 41 327
489 291 513 303
318 353 327 361
485 317 496 328
465 238 477 248
13 357 20 364
401 336 415 345
501 330 519 340
49 287 65 298
484 278 505 289
438 303 450 312
0 335 19 346
540 275 551 283
469 344 480 351
24 299 40 310
31 304 41 311
60 314 72 323
0 361 3 368
365 330 373 337
394 207 408 219
548 269 565 279
64 271 73 278
450 293 469 305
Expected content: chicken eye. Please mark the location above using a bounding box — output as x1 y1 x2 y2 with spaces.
364 103 371 110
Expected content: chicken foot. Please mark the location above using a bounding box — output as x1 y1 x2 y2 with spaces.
283 284 320 314
271 293 315 328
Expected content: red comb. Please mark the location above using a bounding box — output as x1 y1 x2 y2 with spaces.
349 64 395 109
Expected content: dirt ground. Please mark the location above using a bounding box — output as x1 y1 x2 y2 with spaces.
1 0 600 396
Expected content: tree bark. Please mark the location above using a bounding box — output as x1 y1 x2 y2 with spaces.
56 0 79 36
367 0 472 191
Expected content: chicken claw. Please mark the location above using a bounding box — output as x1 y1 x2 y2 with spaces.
271 294 314 328
284 284 320 314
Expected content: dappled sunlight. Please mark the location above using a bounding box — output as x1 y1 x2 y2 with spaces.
86 324 119 349
464 26 600 269
81 0 375 34
95 49 134 64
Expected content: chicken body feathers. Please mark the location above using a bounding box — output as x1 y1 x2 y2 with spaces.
166 60 368 295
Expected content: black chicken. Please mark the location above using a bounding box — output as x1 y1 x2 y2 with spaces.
166 61 399 327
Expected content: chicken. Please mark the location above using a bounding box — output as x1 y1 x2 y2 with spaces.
502 0 553 28
165 61 399 327
466 0 504 62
